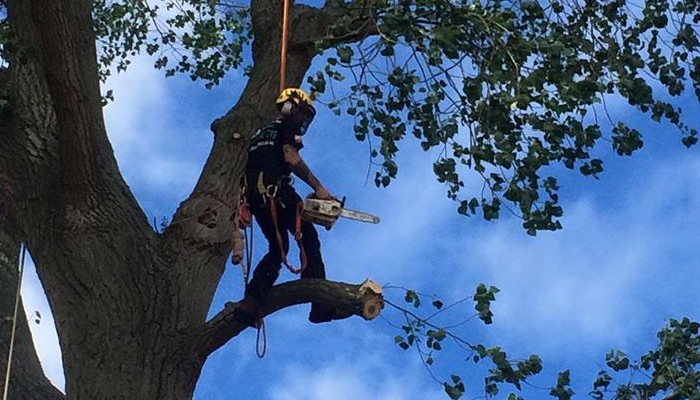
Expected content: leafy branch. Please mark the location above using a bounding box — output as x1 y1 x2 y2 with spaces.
383 284 546 399
384 286 700 400
309 0 700 234
93 0 251 90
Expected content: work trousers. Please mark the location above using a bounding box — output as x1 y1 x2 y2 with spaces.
245 184 326 302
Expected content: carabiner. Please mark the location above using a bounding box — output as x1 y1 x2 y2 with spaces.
265 184 278 198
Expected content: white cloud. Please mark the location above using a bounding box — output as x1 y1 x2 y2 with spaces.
315 147 457 286
440 151 700 355
101 55 216 204
140 156 204 191
102 59 169 154
469 200 649 345
269 355 444 400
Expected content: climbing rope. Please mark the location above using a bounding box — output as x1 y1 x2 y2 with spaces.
279 0 291 92
3 244 26 400
249 0 293 359
243 224 253 284
255 319 267 358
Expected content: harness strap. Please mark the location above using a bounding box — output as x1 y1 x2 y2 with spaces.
268 191 307 275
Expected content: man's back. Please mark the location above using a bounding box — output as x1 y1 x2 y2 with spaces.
246 119 302 188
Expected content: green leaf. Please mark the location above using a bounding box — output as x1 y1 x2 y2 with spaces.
443 382 463 400
473 284 499 324
549 370 574 400
404 289 421 308
337 46 354 63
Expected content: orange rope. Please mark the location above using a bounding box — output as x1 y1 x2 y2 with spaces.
268 195 307 274
280 0 290 92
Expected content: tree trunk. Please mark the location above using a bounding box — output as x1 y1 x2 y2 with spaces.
0 1 381 399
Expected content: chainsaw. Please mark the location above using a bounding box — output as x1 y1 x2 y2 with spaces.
302 196 380 229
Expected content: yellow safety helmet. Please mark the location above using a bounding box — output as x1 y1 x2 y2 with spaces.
276 88 314 116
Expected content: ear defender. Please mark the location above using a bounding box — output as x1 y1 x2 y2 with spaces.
280 101 294 116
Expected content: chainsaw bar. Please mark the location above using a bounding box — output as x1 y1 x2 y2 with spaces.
302 198 380 229
339 207 380 224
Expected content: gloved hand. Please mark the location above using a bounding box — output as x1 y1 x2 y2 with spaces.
313 186 334 200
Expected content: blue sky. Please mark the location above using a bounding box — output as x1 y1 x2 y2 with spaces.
18 26 700 400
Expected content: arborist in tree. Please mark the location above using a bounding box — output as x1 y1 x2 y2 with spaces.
235 88 339 326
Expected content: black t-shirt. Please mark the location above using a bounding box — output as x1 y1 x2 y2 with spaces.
246 119 304 187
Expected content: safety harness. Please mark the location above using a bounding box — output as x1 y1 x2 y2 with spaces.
235 171 306 359
255 171 307 275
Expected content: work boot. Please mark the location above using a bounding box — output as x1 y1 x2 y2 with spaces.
233 296 263 328
308 303 352 324
308 304 334 323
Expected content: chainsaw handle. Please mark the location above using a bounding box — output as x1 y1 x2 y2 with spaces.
326 196 344 230
306 192 345 204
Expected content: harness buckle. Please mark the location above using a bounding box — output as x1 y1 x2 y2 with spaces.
265 184 278 198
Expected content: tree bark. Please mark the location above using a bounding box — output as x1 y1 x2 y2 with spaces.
0 0 383 399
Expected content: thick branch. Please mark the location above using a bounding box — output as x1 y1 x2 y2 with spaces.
4 0 152 238
29 0 118 199
290 0 379 50
195 278 384 357
1 0 59 214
